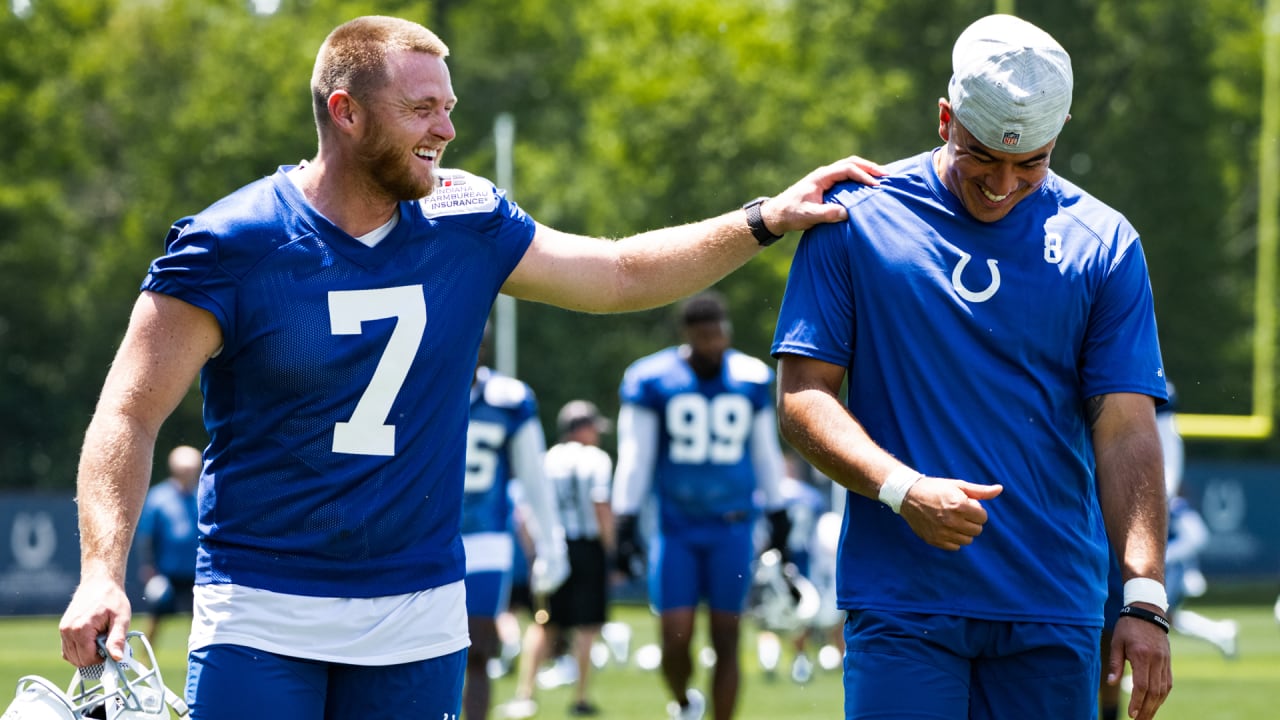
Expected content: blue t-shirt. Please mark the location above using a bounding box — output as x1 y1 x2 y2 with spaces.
772 150 1166 626
462 368 540 535
619 347 774 528
136 479 200 581
141 167 535 598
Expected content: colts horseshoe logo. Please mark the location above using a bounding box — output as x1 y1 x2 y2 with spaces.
951 250 1000 303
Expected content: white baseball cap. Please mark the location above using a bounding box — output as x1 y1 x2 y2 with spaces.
948 14 1073 153
557 399 612 436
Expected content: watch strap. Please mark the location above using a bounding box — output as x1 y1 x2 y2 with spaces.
743 196 783 247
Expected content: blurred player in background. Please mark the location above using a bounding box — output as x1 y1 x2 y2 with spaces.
754 451 829 683
612 291 793 720
1164 500 1239 656
462 334 569 720
134 444 202 645
505 400 616 719
490 480 537 681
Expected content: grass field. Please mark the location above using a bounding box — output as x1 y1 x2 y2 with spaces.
2 602 1277 718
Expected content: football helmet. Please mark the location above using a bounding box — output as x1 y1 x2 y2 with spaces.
2 632 188 720
748 549 821 633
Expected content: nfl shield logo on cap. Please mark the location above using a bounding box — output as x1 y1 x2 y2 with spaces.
947 14 1073 153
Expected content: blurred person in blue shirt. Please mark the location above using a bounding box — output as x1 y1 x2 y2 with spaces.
462 334 568 720
135 444 202 644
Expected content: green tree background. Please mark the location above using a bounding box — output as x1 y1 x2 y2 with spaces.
0 0 1273 489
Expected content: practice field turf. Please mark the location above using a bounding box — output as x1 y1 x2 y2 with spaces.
1 602 1276 718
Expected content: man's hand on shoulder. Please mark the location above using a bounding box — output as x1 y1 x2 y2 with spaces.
764 156 887 235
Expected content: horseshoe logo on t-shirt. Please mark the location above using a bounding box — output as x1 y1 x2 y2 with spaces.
951 250 1000 303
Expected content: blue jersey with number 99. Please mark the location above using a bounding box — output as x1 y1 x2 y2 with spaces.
619 347 774 529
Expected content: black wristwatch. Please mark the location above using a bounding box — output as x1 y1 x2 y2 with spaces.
742 196 784 247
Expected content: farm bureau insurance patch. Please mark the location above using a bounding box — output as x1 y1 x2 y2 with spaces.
420 169 499 217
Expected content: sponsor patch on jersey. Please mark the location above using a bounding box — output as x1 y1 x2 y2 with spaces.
420 169 499 217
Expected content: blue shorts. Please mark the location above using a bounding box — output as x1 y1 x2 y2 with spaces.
842 610 1100 720
649 518 754 613
464 569 511 619
186 644 466 720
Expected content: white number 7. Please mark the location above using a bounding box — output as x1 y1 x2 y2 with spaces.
328 286 426 456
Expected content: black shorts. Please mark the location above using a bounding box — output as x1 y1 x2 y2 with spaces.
508 579 533 612
148 576 195 616
547 539 608 628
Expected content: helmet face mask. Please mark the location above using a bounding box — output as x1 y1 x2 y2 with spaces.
2 633 186 720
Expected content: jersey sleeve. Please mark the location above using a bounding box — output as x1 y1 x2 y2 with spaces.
419 169 536 285
751 407 786 509
482 375 541 427
618 361 653 409
612 403 657 515
586 447 615 505
771 218 859 368
1078 236 1167 402
141 222 238 335
511 420 561 554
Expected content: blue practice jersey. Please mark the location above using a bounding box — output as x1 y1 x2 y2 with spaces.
463 368 540 535
772 150 1166 626
619 347 774 527
136 479 200 581
141 167 535 598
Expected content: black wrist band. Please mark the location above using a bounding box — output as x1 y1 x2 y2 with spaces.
1118 604 1171 634
742 196 783 247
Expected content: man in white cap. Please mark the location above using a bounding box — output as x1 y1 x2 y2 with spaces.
771 14 1172 720
504 399 616 719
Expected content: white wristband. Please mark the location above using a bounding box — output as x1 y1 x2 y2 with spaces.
1123 577 1170 613
878 466 924 514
